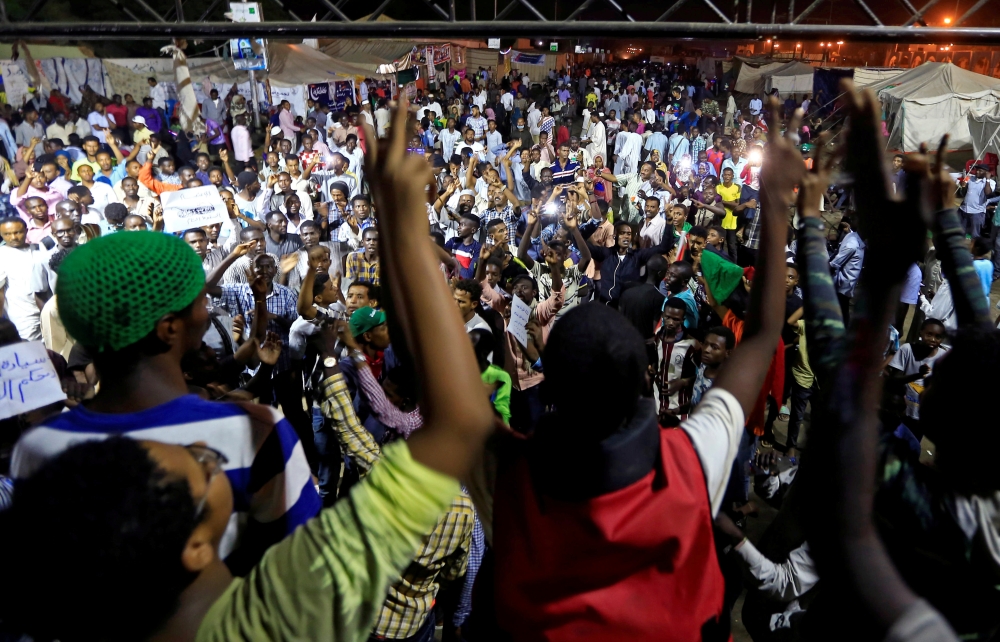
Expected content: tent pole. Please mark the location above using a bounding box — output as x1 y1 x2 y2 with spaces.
249 70 262 132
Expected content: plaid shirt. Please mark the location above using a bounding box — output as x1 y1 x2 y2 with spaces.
320 373 381 476
483 204 519 243
372 492 474 638
319 373 474 638
346 249 380 285
740 185 762 250
690 134 708 159
218 283 299 372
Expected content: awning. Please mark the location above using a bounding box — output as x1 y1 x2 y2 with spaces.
189 43 388 86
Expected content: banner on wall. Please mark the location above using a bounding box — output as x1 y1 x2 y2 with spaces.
269 84 306 119
511 51 545 65
308 82 331 106
332 80 355 111
433 44 452 65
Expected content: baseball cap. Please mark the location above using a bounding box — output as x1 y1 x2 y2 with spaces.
349 306 386 338
132 115 146 125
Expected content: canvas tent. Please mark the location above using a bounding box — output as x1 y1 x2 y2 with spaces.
870 62 1000 152
320 38 415 75
762 61 815 97
731 57 787 95
190 43 372 86
852 67 905 88
967 111 1000 161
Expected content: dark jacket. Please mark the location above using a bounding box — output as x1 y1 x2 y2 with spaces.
584 224 675 306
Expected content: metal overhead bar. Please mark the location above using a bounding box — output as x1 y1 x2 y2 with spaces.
954 0 990 26
106 0 142 22
419 0 451 20
516 0 547 21
852 0 882 26
901 0 942 27
562 0 596 21
6 21 1000 41
132 0 168 22
175 0 184 21
318 0 352 21
366 0 394 21
493 0 519 20
700 0 731 23
896 0 925 27
197 0 226 21
21 0 50 21
602 0 634 22
266 0 304 20
655 0 690 22
789 0 822 24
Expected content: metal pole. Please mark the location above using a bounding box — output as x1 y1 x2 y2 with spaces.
3 21 1000 41
655 0 690 22
470 0 476 20
175 0 184 21
602 0 634 22
516 0 547 21
318 0 353 21
367 0 393 21
902 0 942 27
954 0 989 26
701 0 732 23
853 0 882 25
563 0 595 21
788 0 794 22
22 0 50 20
197 0 226 22
770 2 776 24
449 0 456 21
746 0 751 23
132 0 168 22
790 0 823 24
0 0 8 22
249 70 262 132
107 0 142 21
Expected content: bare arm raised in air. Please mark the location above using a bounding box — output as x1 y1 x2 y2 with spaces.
360 101 495 481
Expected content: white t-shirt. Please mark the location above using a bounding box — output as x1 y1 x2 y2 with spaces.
888 343 949 419
749 98 763 116
464 313 491 334
85 180 122 217
679 387 745 517
0 246 49 341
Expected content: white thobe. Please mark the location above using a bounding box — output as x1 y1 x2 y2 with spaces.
614 131 642 175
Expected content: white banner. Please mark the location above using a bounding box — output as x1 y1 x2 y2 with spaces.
0 341 66 421
160 185 229 233
269 84 306 121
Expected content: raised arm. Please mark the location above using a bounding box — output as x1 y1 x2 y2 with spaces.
206 241 252 287
219 149 237 184
796 132 847 386
712 101 803 416
361 101 495 480
561 207 591 272
517 208 539 269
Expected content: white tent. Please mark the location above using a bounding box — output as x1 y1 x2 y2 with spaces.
732 57 786 95
869 62 1000 152
967 111 1000 161
852 67 904 88
762 61 815 97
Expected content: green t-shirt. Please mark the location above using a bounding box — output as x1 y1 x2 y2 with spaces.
196 442 459 642
482 364 512 424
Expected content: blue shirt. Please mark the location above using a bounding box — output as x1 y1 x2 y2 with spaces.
974 258 993 298
960 176 995 215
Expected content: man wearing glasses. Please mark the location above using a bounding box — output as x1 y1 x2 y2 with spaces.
10 231 321 575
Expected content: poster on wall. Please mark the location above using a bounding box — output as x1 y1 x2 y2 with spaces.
308 82 331 106
269 84 306 119
433 44 452 65
951 51 972 71
990 52 1000 79
332 80 355 111
971 52 992 76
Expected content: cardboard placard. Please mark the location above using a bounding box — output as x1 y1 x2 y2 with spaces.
160 185 229 233
0 341 66 420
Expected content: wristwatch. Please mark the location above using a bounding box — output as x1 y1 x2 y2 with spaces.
323 356 338 368
349 349 367 365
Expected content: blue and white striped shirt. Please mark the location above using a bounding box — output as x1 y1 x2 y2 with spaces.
12 395 321 573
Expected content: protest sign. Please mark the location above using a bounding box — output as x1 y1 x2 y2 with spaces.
0 341 66 421
332 80 355 111
506 295 531 347
309 82 332 106
160 185 229 233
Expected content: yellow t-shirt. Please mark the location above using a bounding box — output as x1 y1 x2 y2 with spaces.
716 182 741 230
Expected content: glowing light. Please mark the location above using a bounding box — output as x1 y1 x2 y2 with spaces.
836 40 844 44
943 16 952 24
796 43 801 48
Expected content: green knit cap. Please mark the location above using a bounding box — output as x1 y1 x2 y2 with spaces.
701 249 745 304
57 231 206 352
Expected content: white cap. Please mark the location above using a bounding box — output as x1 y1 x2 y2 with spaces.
270 125 282 135
132 115 146 125
471 143 485 152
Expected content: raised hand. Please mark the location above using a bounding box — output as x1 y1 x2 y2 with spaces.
257 331 283 365
249 274 268 301
219 148 229 162
232 239 255 258
526 207 539 227
562 209 578 229
760 99 807 206
797 132 834 220
279 253 299 275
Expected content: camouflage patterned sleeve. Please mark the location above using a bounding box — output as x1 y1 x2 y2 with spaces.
797 217 847 386
932 208 993 330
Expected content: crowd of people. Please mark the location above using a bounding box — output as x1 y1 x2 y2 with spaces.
0 60 996 642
